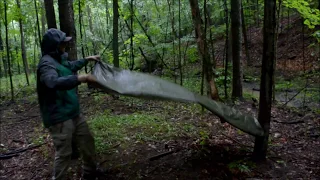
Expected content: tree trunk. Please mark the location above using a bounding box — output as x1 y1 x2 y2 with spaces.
130 0 134 70
16 0 30 85
105 0 110 31
44 0 57 29
40 0 46 36
189 0 219 100
253 0 276 161
179 0 183 85
205 4 216 69
4 0 14 101
113 0 119 67
78 0 87 73
0 22 7 77
34 0 42 47
241 1 251 66
87 6 97 54
58 0 77 60
231 0 243 99
224 0 229 99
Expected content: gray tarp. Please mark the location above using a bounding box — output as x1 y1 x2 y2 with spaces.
91 62 264 136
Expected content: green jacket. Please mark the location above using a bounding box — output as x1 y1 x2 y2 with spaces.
37 28 88 128
37 55 88 128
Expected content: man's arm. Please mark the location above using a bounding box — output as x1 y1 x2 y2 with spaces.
39 60 81 90
67 55 100 72
67 59 89 72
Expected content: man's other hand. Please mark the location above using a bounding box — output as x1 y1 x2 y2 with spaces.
78 74 96 83
85 55 100 62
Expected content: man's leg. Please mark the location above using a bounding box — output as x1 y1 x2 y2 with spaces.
73 115 97 178
49 120 74 180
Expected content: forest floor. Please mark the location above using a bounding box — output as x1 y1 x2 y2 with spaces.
1 16 320 180
0 84 319 180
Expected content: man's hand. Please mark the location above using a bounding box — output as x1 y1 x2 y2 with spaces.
85 55 100 62
78 74 96 83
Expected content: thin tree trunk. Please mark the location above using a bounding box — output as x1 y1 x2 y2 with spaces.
0 21 7 77
105 0 110 29
12 31 20 75
231 0 243 99
4 0 14 101
253 0 276 161
168 0 176 83
16 0 30 85
189 0 219 100
113 0 119 67
224 0 229 99
44 0 57 29
130 0 134 70
273 0 282 102
205 3 216 69
241 1 251 66
58 0 77 60
78 0 87 73
40 0 46 36
87 6 97 54
34 0 42 47
179 0 183 85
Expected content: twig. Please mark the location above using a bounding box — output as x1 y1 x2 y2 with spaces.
0 143 45 160
273 119 304 124
282 84 309 106
149 148 181 161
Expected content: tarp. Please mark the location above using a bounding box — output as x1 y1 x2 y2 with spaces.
91 62 264 136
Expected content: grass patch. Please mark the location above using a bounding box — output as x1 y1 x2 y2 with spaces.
88 111 203 153
0 74 37 102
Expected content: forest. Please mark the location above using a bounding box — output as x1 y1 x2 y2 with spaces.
0 0 319 179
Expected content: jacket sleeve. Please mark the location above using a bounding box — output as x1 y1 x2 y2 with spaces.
39 60 81 90
67 59 89 72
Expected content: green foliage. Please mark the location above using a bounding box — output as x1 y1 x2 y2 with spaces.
284 0 320 42
228 160 255 174
186 45 199 63
215 66 232 87
199 130 210 145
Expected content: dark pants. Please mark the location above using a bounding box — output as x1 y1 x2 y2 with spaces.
49 115 96 180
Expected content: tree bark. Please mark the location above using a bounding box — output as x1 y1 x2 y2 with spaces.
78 0 87 73
113 0 119 67
34 0 42 48
205 4 216 69
130 0 134 70
44 0 57 29
179 0 183 85
105 0 110 30
241 1 251 66
87 6 97 55
58 0 77 60
40 0 46 36
0 21 7 77
253 0 276 161
189 0 219 100
231 0 243 99
4 0 14 101
16 0 30 85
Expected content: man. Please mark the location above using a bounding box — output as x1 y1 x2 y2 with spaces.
37 28 99 180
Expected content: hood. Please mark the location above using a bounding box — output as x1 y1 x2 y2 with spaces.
41 28 71 56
